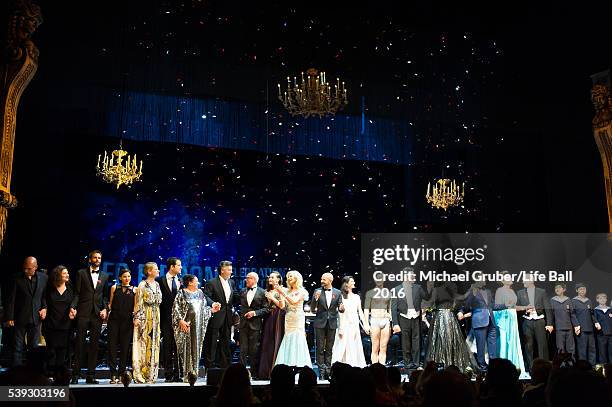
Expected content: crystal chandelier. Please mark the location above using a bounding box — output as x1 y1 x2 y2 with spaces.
96 141 142 189
426 178 465 211
278 68 348 118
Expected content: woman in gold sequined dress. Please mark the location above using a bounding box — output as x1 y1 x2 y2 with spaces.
132 262 162 383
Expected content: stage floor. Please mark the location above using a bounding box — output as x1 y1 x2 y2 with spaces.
67 368 529 388
69 376 329 387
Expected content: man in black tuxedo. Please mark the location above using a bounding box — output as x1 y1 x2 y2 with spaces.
70 250 109 384
310 272 344 380
203 260 234 369
156 257 182 382
6 256 48 366
238 272 270 379
391 269 432 369
516 275 553 371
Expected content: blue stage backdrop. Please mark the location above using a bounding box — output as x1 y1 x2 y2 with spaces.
75 144 410 291
103 90 414 165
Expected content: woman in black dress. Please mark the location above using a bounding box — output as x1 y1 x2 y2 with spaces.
257 272 285 380
107 268 135 384
44 265 75 378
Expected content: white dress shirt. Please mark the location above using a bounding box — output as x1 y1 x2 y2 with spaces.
247 287 256 307
324 288 332 308
166 273 180 292
220 276 231 303
90 268 99 289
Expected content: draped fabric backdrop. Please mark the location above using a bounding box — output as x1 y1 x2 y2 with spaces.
102 90 414 164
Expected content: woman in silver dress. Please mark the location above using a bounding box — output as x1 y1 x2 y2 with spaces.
172 274 216 382
425 282 476 372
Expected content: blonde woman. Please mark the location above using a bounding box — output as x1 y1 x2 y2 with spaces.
273 270 312 368
132 262 162 383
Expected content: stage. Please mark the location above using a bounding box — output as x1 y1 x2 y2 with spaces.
67 377 333 406
69 377 332 387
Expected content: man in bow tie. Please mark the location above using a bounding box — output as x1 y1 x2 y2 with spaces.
70 250 109 384
391 268 432 369
310 272 345 380
238 272 269 379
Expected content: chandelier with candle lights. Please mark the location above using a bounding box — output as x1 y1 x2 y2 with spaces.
278 68 348 118
426 178 465 210
96 141 142 189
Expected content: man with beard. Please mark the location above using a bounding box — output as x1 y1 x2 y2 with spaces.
70 250 109 384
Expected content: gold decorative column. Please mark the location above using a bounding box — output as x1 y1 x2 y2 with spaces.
591 70 612 232
0 1 42 250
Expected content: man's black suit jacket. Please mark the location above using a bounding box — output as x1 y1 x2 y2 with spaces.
70 268 109 318
6 271 48 326
516 287 553 323
203 276 237 329
238 287 270 331
391 283 432 326
156 275 180 329
310 287 344 330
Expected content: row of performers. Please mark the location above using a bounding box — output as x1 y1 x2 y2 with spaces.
4 253 612 383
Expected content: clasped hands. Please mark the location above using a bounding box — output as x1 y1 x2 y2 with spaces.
457 312 471 320
523 305 553 333
179 319 191 333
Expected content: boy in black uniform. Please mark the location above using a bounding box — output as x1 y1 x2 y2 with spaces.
550 283 578 353
594 292 612 363
572 283 601 366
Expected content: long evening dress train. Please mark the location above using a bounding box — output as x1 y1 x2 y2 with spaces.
274 288 312 368
258 290 286 379
426 283 476 372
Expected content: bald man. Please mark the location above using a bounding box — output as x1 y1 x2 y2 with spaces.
238 272 269 379
6 256 48 366
310 272 344 380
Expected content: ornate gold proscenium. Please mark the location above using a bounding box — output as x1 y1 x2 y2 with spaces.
426 178 465 211
591 70 612 232
96 143 143 189
0 0 42 251
278 68 348 118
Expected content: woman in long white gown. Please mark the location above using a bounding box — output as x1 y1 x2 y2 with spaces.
331 276 369 367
